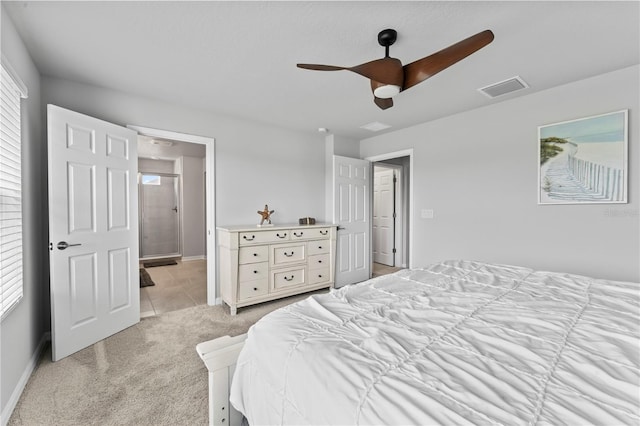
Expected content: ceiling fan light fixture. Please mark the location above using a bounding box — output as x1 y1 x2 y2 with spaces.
373 84 401 99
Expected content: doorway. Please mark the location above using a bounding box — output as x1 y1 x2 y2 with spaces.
131 125 215 316
136 141 206 316
367 150 413 276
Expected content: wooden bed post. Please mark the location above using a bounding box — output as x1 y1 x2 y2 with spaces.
196 334 248 426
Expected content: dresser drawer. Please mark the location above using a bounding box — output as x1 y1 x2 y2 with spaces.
290 227 331 241
307 240 330 255
239 230 290 245
238 246 268 264
238 279 268 300
308 253 330 269
308 267 331 285
238 262 268 282
272 266 306 290
272 244 306 266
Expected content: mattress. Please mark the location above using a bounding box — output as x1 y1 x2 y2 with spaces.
230 260 640 425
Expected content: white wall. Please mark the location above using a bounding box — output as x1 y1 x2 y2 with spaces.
0 6 46 421
361 65 639 282
42 76 327 228
180 155 206 258
138 158 174 174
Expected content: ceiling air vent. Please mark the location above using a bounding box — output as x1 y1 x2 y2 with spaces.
360 121 391 132
478 76 529 98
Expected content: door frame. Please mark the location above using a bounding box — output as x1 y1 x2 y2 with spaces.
365 149 414 272
128 125 216 305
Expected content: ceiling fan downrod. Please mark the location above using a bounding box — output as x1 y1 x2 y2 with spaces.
377 28 397 58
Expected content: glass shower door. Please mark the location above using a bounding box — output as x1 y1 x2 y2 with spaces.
139 173 181 258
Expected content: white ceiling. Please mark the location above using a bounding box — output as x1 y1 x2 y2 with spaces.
4 1 639 140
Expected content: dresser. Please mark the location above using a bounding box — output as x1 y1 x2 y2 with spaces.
217 224 337 315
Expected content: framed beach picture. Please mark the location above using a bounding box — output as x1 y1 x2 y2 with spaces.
538 110 628 204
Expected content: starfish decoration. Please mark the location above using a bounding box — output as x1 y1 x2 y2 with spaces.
257 204 275 225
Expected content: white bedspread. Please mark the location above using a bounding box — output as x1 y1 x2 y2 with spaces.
230 260 640 425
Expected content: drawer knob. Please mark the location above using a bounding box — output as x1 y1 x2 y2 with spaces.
318 260 322 263
318 274 323 278
294 232 303 237
284 275 294 281
253 270 258 274
253 253 258 257
318 246 322 249
284 251 294 257
276 233 287 239
243 235 255 241
253 287 258 291
320 230 328 235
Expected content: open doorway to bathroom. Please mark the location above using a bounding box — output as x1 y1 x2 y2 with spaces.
136 135 208 317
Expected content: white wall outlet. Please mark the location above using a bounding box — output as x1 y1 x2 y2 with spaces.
421 209 434 219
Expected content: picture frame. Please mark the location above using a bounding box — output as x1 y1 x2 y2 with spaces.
538 110 628 205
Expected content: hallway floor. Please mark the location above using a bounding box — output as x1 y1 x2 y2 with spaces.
372 262 404 277
140 259 207 318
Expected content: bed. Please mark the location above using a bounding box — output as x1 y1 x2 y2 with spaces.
197 260 640 425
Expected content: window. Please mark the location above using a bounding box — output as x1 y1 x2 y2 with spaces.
141 174 161 185
1 60 28 320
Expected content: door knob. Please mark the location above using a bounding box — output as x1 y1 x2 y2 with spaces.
57 241 82 250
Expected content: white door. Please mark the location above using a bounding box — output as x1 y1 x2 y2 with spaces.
333 155 370 287
373 167 395 266
48 105 139 361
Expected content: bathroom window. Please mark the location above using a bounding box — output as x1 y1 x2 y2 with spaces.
141 174 161 185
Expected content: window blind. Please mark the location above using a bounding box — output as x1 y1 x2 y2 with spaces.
1 62 27 320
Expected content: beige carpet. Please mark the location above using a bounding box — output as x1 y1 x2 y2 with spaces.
8 291 325 426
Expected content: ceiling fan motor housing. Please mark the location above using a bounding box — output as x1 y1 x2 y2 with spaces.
378 29 397 47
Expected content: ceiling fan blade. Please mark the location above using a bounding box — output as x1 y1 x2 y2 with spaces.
349 57 404 86
373 96 393 110
298 58 403 86
297 64 347 71
402 29 494 91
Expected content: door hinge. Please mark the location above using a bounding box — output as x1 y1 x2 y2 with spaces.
392 248 396 254
393 176 397 184
393 212 396 219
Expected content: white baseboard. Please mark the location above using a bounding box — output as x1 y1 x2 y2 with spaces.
1 332 50 426
181 255 206 262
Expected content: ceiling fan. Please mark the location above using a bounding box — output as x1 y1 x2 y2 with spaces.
297 29 494 110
